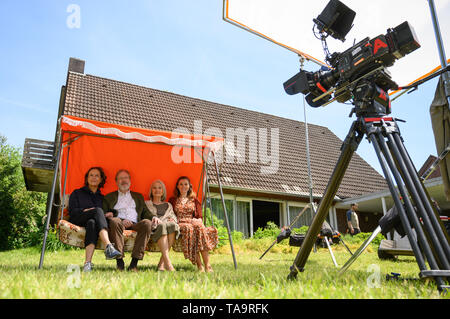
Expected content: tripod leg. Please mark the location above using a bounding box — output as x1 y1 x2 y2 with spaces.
259 240 278 260
324 236 338 267
288 122 363 279
339 237 354 256
374 132 447 289
391 133 450 263
368 133 427 269
387 135 450 268
338 226 382 275
260 205 310 260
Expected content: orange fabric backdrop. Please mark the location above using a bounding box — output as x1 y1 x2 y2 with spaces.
59 116 221 202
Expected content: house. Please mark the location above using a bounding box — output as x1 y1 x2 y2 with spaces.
22 58 388 237
335 154 450 233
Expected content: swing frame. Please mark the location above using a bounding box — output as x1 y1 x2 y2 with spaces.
38 115 238 269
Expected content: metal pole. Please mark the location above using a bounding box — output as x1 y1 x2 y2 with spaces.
428 0 448 69
59 144 71 223
199 160 207 224
205 168 215 228
212 151 238 269
339 236 353 256
259 204 310 260
300 56 318 253
38 135 62 269
428 0 450 103
288 121 363 279
338 226 382 275
324 236 338 267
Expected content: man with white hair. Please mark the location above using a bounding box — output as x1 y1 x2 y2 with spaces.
103 169 158 271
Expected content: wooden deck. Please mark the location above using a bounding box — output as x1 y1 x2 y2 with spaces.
22 138 56 192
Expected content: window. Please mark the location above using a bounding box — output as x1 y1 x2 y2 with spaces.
235 201 250 238
209 198 251 238
210 198 234 230
288 205 314 229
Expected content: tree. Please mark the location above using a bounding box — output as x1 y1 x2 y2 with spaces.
0 135 47 250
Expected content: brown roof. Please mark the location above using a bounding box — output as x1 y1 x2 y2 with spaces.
418 155 441 180
62 70 387 199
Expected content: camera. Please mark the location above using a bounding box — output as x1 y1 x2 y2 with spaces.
283 0 420 112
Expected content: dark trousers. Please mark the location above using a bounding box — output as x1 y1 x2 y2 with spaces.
69 207 108 247
108 217 153 260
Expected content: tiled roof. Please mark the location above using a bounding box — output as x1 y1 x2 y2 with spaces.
418 155 441 180
63 71 387 199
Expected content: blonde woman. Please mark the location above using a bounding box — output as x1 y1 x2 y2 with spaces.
145 180 179 271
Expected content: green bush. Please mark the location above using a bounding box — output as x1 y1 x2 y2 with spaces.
252 221 280 239
342 232 385 247
204 209 244 248
292 225 309 234
353 231 385 246
0 135 47 251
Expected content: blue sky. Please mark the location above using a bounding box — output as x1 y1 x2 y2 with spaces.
0 0 448 176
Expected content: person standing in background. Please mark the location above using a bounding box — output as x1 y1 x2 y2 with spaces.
347 203 361 235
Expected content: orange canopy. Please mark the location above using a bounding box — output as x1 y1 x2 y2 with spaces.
59 115 224 202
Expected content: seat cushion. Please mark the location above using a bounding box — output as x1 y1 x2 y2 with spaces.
58 219 183 252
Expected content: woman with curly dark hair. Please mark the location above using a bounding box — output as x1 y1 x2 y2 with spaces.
68 167 121 272
168 176 218 272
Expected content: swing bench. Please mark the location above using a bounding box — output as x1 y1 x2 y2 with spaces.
39 115 237 266
57 199 184 252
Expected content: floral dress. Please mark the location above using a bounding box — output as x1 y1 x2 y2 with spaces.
173 197 218 264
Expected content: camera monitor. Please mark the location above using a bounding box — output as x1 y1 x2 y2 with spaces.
313 0 356 42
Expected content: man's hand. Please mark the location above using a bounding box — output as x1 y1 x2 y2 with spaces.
104 212 114 219
123 219 133 228
83 207 95 212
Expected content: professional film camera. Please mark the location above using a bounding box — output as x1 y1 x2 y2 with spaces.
284 0 450 293
283 0 420 117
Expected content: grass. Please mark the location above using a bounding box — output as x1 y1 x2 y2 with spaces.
0 239 447 299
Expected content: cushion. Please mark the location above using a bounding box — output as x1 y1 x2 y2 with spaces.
58 219 183 252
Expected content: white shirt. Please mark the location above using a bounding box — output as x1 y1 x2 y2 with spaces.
114 190 138 223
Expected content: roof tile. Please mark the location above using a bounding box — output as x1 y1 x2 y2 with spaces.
63 72 387 199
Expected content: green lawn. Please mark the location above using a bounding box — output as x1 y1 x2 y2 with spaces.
0 240 447 299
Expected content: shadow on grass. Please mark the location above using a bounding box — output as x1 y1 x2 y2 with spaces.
0 262 198 273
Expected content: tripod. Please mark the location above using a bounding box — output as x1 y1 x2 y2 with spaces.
287 78 450 293
259 204 353 262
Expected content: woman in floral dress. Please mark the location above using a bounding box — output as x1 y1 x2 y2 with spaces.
169 176 218 272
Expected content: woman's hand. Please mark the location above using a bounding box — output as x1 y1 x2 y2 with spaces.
104 212 114 219
83 207 95 212
152 216 162 226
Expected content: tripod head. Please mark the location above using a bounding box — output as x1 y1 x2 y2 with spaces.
349 69 394 119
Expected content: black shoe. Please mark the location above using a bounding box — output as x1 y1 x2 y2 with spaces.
116 258 125 271
127 258 139 272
